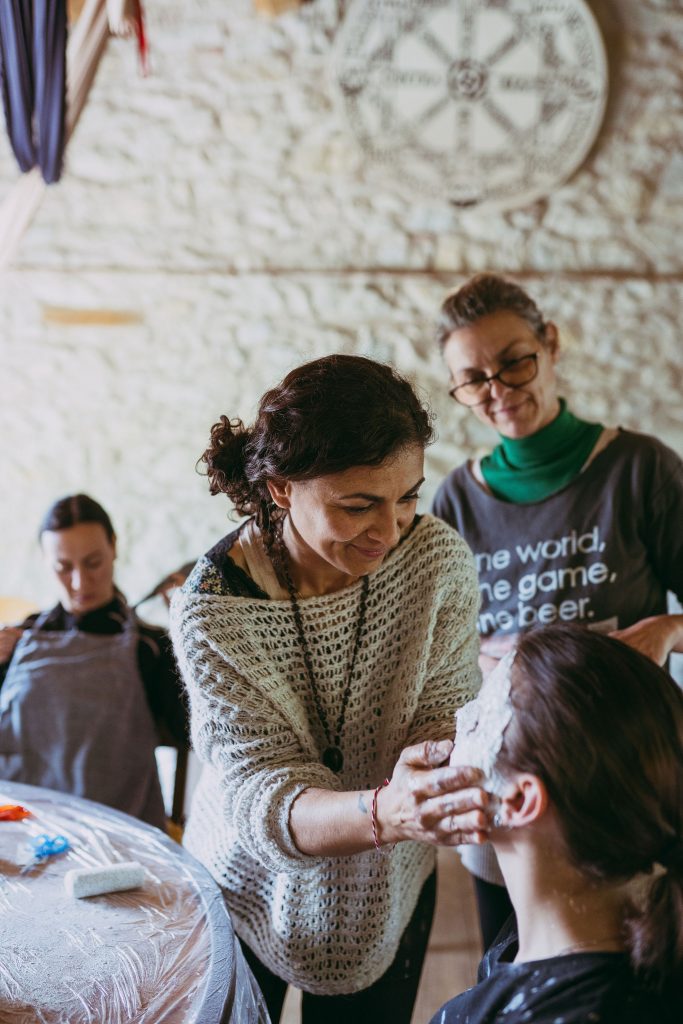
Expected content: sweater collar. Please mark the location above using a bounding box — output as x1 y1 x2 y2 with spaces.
480 401 604 504
496 399 581 469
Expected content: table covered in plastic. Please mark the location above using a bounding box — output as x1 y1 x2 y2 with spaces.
0 781 269 1023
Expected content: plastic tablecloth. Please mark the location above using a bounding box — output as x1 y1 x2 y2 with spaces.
0 781 270 1024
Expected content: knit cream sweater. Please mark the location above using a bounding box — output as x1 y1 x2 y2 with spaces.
171 515 481 995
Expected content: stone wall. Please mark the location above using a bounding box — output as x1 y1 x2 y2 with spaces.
0 0 681 608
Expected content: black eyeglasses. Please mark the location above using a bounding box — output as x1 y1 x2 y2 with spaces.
449 353 539 406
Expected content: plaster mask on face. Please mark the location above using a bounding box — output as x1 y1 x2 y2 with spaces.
450 650 516 806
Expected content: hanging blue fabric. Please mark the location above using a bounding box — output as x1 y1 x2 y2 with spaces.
0 0 67 184
0 1 35 172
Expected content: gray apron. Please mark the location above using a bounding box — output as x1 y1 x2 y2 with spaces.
0 609 166 829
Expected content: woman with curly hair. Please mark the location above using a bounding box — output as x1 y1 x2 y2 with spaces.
171 353 486 1023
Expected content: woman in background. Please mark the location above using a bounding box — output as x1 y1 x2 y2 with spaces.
0 493 187 828
171 354 486 1024
432 625 683 1023
433 273 683 946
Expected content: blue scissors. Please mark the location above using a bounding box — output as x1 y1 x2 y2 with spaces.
20 833 70 874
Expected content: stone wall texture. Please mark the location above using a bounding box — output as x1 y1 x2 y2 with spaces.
1 0 681 610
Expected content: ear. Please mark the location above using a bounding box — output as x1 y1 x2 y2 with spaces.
266 479 292 510
110 533 118 560
498 773 548 829
543 322 560 362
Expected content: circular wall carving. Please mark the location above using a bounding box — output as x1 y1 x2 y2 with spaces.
332 0 608 210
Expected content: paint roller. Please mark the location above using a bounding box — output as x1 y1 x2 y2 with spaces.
64 861 145 898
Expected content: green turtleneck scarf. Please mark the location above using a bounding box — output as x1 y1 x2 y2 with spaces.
480 400 604 504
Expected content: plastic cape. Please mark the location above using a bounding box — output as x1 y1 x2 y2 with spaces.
0 781 269 1023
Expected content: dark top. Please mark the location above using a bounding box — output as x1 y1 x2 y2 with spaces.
430 918 680 1024
432 430 683 641
190 518 426 600
202 526 269 598
0 594 188 748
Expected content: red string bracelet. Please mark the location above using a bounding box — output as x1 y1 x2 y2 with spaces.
371 777 393 854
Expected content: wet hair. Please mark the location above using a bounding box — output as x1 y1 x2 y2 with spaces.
39 494 116 543
436 273 549 349
199 354 434 551
496 624 683 992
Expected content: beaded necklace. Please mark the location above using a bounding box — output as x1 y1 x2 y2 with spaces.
279 541 369 774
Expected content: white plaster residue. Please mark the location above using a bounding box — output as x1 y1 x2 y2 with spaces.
450 651 516 796
502 990 526 1013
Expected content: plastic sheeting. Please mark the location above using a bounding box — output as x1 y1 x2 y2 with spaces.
0 781 270 1024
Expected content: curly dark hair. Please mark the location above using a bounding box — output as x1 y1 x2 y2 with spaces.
198 354 434 549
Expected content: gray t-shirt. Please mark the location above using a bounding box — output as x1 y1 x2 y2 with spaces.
432 430 683 643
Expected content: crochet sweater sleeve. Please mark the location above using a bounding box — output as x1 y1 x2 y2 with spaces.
171 592 340 873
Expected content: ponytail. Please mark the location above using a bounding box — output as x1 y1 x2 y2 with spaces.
625 843 683 993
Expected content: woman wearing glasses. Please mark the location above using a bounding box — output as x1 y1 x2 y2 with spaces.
432 273 683 948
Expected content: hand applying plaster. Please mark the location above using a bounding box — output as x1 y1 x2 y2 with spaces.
450 649 517 830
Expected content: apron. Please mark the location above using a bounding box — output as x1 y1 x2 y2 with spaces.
0 608 166 829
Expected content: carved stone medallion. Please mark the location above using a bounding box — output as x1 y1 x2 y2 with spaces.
332 0 608 210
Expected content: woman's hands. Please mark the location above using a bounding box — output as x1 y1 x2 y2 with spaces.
610 613 683 666
0 627 23 664
375 739 490 849
289 738 490 857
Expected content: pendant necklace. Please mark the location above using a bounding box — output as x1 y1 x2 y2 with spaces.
279 540 369 774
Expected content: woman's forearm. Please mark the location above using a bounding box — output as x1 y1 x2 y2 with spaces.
611 613 683 665
671 613 683 654
290 786 378 856
289 740 491 857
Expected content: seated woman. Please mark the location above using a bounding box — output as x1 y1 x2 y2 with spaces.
0 494 188 830
432 624 683 1023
